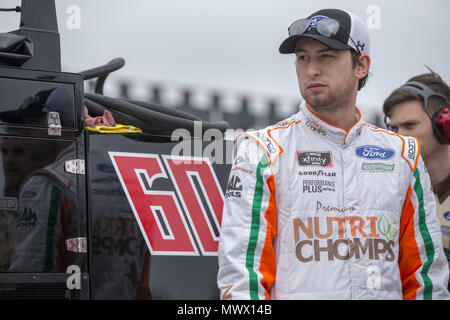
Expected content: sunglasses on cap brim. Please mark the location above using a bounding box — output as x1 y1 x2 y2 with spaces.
288 18 361 54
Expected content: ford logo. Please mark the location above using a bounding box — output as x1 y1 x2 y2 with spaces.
444 211 450 222
356 145 395 160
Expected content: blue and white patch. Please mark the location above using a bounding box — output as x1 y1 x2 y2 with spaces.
21 190 36 199
309 15 329 29
356 145 395 160
233 156 245 166
444 211 450 222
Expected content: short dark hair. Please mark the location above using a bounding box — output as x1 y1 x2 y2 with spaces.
350 50 368 91
383 69 450 117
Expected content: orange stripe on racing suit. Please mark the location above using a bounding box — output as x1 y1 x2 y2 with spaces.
259 174 277 300
398 186 422 299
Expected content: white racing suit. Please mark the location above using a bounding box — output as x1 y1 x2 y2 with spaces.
217 101 450 300
9 146 80 272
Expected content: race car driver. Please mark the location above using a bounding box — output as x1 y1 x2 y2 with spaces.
217 8 450 300
9 142 82 273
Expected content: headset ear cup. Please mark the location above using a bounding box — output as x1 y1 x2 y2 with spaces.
431 108 450 144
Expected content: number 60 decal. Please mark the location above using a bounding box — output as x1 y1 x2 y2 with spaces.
109 152 224 256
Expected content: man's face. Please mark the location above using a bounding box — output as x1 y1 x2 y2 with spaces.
1 140 30 191
295 38 358 111
0 140 46 195
388 100 440 160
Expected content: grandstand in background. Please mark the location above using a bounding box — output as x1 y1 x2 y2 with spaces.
85 77 385 131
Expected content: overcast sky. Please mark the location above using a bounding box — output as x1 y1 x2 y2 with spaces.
1 0 449 118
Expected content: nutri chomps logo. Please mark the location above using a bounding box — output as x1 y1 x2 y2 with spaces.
109 152 224 256
293 215 397 263
297 151 333 167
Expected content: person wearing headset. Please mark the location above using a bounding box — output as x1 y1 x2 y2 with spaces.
383 70 450 290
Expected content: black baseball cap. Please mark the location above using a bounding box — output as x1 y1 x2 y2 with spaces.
279 8 370 55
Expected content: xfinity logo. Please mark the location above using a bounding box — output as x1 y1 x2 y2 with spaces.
297 151 333 167
356 145 395 160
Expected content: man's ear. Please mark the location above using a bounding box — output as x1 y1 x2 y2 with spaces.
355 54 371 79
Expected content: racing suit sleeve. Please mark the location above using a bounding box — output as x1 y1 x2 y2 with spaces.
217 136 277 300
398 155 450 299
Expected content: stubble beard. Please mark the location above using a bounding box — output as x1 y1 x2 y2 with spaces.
301 77 358 113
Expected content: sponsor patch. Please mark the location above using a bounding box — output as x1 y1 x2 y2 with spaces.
21 190 37 199
297 151 333 167
275 120 290 127
406 137 416 161
316 201 356 214
293 215 398 263
254 131 277 154
400 137 418 171
299 170 336 177
309 15 329 28
16 207 37 228
225 175 242 198
361 163 395 172
356 145 395 160
377 215 399 241
306 117 327 136
441 226 450 235
443 211 450 222
231 167 253 175
302 179 335 193
233 156 245 166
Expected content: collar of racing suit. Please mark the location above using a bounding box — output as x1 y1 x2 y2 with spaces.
300 101 364 147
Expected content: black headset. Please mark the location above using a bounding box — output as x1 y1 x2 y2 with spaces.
384 81 450 144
